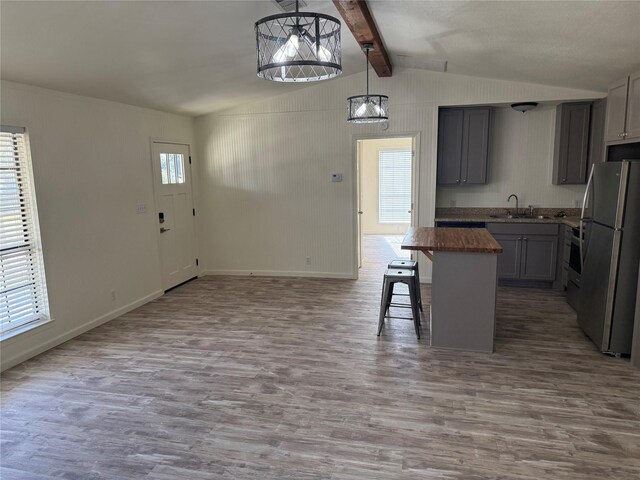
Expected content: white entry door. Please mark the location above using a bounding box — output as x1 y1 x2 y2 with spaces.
151 142 197 290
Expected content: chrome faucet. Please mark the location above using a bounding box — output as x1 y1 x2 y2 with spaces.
507 194 519 216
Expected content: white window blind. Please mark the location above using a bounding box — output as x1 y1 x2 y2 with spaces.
1 126 49 336
378 148 412 224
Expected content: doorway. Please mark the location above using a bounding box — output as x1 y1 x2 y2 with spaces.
356 136 418 275
151 141 198 291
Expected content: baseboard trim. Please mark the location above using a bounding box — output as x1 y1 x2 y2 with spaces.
201 269 356 280
0 289 164 372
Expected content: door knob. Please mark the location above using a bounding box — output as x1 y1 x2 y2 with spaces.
358 211 363 214
160 227 171 233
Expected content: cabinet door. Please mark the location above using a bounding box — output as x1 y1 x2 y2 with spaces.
588 99 606 170
520 235 558 281
554 103 591 184
437 109 463 185
461 108 490 185
493 234 521 279
604 76 629 143
625 71 640 141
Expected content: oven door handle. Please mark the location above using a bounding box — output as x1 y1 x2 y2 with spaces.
580 164 595 271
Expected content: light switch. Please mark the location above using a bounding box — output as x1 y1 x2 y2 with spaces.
331 173 343 183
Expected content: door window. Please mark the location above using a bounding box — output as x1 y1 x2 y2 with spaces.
160 153 185 185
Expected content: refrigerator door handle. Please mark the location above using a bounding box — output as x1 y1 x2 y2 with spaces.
580 164 595 271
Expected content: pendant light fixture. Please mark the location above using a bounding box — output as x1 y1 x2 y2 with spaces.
347 44 389 123
255 0 342 82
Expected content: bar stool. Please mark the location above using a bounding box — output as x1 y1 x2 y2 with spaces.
388 259 423 312
377 269 420 339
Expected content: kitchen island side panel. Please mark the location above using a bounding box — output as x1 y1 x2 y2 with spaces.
431 251 498 352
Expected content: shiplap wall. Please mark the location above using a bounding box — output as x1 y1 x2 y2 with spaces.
0 81 195 371
436 105 587 208
196 68 603 281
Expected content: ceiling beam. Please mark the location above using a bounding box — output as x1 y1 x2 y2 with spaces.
331 0 392 77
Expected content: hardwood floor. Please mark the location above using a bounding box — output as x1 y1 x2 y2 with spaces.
2 235 639 479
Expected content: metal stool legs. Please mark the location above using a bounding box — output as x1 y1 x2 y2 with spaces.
377 269 420 339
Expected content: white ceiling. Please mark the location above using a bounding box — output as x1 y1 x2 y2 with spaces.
1 1 639 117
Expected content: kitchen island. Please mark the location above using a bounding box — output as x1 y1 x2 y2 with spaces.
402 227 503 352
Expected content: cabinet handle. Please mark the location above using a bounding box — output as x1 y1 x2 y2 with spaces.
619 133 623 138
456 179 460 183
524 237 528 241
463 179 467 183
622 132 628 137
562 178 567 183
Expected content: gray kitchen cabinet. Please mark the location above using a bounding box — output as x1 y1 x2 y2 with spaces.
553 102 591 185
492 234 521 279
588 99 607 170
487 223 559 284
520 235 559 281
604 71 640 144
437 107 490 185
437 109 463 185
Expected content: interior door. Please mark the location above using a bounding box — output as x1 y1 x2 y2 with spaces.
357 141 363 269
151 142 197 290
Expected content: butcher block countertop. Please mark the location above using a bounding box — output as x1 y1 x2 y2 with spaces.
401 227 503 254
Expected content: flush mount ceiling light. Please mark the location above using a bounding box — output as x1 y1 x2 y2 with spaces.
511 102 538 113
347 44 389 123
255 0 341 82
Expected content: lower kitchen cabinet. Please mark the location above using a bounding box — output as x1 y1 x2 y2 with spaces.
520 235 558 281
492 234 521 279
487 223 559 284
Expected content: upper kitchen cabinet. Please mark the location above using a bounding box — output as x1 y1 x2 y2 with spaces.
552 102 591 184
604 71 640 144
588 99 607 169
437 107 491 185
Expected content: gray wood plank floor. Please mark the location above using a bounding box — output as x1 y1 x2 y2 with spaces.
2 235 639 479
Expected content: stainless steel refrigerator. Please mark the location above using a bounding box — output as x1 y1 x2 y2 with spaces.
578 160 640 355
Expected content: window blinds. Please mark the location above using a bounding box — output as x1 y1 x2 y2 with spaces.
378 148 412 224
0 126 49 335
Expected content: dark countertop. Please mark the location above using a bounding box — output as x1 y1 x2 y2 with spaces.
435 214 581 229
434 207 581 229
402 227 503 254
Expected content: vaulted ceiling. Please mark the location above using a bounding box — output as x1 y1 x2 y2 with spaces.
2 1 639 117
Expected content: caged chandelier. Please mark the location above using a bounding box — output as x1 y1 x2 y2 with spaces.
255 0 342 82
347 44 389 123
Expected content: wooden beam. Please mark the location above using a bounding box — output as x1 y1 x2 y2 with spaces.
331 0 392 77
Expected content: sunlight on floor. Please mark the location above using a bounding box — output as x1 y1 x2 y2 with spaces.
383 235 410 258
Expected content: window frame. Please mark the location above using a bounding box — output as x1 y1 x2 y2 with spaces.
1 125 51 341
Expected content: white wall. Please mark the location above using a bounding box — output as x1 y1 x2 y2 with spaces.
0 81 195 371
436 105 586 208
195 67 603 282
360 137 413 235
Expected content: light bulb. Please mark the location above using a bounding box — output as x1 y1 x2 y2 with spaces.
273 32 299 63
285 33 299 57
317 45 331 62
355 102 368 117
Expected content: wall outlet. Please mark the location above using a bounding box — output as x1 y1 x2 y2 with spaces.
306 256 311 265
135 203 147 214
110 290 116 301
331 173 343 183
